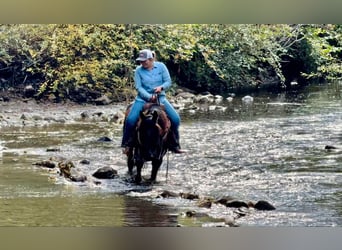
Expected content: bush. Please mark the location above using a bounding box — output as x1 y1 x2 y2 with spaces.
0 24 341 102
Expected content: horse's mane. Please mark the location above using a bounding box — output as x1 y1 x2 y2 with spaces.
139 103 170 136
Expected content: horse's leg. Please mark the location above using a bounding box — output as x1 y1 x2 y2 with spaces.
150 159 162 182
135 160 144 184
127 148 134 175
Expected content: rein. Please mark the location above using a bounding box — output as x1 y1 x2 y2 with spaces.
153 94 170 182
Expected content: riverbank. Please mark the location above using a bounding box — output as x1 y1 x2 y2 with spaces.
0 98 126 128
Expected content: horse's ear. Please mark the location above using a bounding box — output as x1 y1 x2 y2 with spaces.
152 110 158 123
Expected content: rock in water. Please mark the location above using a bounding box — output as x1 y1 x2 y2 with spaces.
97 136 112 142
92 166 118 179
253 200 276 210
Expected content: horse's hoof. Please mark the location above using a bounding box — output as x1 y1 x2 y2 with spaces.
145 178 157 185
135 176 142 184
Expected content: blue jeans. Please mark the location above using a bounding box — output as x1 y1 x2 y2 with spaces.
121 96 181 148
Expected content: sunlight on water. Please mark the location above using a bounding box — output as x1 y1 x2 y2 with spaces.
0 82 341 226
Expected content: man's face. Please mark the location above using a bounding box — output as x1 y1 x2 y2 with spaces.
140 58 153 69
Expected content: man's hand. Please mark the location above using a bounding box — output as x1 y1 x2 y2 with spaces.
150 95 157 103
154 86 163 94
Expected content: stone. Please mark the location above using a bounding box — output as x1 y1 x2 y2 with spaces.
253 200 276 210
92 166 118 179
225 200 249 208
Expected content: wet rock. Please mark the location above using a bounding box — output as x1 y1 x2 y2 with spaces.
208 105 216 111
183 210 209 218
197 198 213 208
46 148 60 152
215 195 235 206
0 95 10 102
195 94 214 104
215 106 227 112
33 160 56 169
58 161 75 178
180 192 199 200
94 95 111 105
79 159 90 164
253 200 276 210
109 111 125 124
92 166 118 179
23 85 35 98
158 190 179 198
80 111 90 119
242 95 254 104
92 111 104 117
70 174 87 182
325 145 338 150
225 200 249 208
97 136 112 142
214 95 223 104
52 118 66 123
226 96 234 102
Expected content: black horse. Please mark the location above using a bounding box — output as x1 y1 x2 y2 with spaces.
126 103 170 184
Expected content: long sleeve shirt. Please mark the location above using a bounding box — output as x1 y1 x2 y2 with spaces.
134 61 171 102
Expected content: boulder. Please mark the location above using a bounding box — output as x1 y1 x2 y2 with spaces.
253 200 276 210
180 192 199 200
215 195 235 206
92 166 118 179
225 200 249 208
97 136 112 142
33 160 56 169
197 198 213 208
158 190 179 198
79 159 90 164
23 85 36 98
70 174 87 182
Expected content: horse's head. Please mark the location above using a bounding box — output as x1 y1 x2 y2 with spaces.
137 108 166 160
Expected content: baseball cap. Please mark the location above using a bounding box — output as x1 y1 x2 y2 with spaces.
136 49 153 61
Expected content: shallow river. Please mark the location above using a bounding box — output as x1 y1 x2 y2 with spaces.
0 82 341 226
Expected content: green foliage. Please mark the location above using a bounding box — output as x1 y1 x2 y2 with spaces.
0 24 341 102
300 24 342 80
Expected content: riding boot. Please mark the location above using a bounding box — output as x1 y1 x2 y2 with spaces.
167 128 185 154
121 127 137 155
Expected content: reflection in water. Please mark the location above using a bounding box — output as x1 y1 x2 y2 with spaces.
0 194 125 226
123 196 178 227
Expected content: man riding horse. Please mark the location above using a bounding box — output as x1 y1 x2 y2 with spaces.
121 49 185 155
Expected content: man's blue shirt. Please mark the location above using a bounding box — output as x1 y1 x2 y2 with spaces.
134 61 171 102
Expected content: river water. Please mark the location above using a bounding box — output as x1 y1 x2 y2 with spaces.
0 82 341 227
